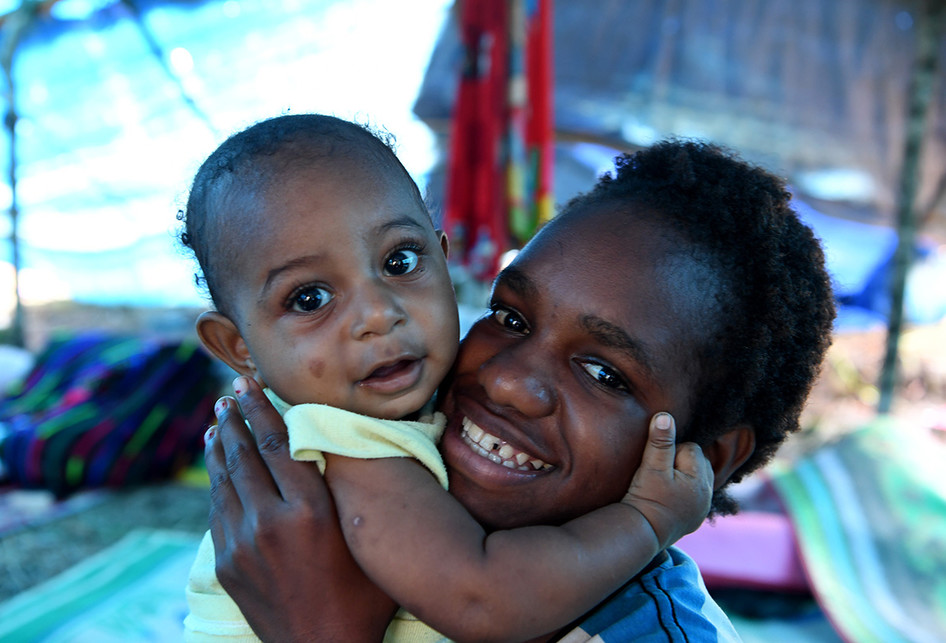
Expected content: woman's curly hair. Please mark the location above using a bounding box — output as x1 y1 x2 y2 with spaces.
564 139 836 515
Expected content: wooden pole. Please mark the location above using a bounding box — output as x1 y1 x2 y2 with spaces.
0 2 42 347
877 0 945 413
0 52 20 347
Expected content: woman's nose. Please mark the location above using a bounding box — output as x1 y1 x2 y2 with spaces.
477 344 556 418
349 282 407 339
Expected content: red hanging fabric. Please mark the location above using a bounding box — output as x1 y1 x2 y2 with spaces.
444 0 554 283
509 0 554 243
444 0 508 282
525 0 554 233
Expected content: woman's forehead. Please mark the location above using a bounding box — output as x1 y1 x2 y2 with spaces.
510 206 722 352
521 206 665 272
489 216 707 433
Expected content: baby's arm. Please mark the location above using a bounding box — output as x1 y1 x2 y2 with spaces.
326 411 713 643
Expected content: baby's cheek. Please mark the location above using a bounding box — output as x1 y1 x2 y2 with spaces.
308 358 326 379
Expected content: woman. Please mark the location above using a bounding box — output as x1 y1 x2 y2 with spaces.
202 140 835 641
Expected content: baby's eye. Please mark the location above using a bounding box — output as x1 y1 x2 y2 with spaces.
289 285 333 313
384 248 420 276
581 362 629 392
490 306 529 334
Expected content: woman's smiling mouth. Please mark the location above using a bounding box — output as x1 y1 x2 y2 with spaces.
460 417 553 471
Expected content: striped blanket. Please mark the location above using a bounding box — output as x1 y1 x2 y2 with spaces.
770 417 946 643
0 333 218 496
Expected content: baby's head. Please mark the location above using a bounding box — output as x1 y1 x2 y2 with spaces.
180 114 459 420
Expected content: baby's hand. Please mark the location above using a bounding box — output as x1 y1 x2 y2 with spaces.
622 412 713 550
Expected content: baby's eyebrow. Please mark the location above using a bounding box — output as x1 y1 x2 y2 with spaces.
580 315 656 377
374 216 428 235
261 254 322 297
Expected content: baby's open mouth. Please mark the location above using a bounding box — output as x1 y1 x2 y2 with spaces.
460 417 553 471
357 358 423 394
365 359 415 381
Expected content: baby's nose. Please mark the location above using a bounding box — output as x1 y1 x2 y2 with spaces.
349 284 407 339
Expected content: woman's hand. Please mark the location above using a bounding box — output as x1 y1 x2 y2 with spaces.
205 376 397 642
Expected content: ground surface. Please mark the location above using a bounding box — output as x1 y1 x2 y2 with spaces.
0 482 209 601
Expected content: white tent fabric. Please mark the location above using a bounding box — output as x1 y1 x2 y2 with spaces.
0 0 451 315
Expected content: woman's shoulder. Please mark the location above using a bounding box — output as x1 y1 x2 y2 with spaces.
557 547 743 642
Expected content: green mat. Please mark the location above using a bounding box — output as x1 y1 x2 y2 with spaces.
0 530 201 642
770 418 946 643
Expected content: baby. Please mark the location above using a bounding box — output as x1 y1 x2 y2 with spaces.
181 113 713 642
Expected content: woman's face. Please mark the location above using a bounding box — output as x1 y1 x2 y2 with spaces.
438 203 720 530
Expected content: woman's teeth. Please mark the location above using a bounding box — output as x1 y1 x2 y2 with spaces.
461 417 552 471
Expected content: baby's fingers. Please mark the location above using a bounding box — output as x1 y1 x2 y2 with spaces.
639 412 677 475
674 442 712 478
676 442 715 501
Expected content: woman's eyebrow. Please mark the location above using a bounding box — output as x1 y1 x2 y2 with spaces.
580 314 656 377
494 265 538 299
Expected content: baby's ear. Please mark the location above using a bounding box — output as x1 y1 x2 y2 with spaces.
703 425 755 491
196 311 258 378
436 229 450 259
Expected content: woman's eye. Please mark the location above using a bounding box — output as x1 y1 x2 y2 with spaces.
581 362 628 392
491 306 529 334
384 249 420 276
289 286 333 313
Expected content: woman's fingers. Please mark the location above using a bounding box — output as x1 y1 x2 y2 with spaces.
205 395 259 556
212 393 281 503
202 378 397 640
229 377 330 504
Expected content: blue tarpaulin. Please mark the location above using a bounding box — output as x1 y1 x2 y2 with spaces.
794 198 943 331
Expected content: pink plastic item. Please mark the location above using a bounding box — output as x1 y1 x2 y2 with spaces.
677 511 809 593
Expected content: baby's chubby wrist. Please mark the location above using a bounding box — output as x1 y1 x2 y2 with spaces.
625 494 682 548
619 486 710 550
609 499 665 554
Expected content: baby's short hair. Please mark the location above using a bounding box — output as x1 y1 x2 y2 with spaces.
178 114 426 316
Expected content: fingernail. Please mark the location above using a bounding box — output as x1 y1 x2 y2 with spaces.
204 425 216 445
654 413 673 430
233 376 248 397
214 397 229 416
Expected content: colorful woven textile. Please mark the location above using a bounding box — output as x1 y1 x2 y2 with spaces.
444 0 554 282
770 418 946 643
0 333 218 497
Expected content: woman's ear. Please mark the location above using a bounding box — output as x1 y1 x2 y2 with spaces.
196 311 258 379
703 425 756 490
436 229 450 259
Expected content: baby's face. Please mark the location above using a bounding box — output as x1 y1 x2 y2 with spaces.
225 159 459 419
